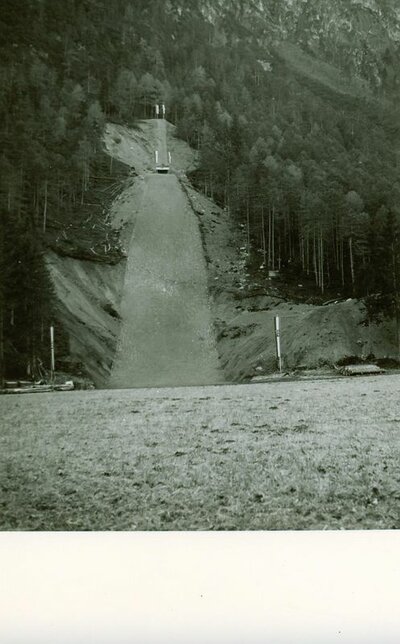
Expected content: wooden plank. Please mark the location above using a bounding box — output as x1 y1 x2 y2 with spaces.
1 382 74 395
341 364 385 376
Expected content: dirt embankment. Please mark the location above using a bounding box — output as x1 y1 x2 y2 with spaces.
47 119 400 386
46 172 147 387
179 177 400 380
47 119 213 387
46 125 156 387
46 252 125 386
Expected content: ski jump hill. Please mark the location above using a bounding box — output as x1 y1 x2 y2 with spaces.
108 118 222 388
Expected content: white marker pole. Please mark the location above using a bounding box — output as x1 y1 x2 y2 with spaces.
168 151 172 164
162 103 165 118
274 316 282 373
155 150 159 165
155 103 159 117
50 325 55 382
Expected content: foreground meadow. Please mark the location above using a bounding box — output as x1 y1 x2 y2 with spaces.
1 375 400 530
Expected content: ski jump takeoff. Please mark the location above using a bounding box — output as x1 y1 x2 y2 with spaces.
154 103 171 173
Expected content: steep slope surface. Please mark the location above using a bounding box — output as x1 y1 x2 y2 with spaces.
109 121 222 388
46 118 400 386
45 120 200 388
46 251 125 386
156 118 169 167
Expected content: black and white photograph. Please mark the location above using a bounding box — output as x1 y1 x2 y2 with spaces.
1 1 400 642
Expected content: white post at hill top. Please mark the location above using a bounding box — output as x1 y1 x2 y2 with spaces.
50 325 55 382
155 103 159 117
162 103 166 118
274 315 282 373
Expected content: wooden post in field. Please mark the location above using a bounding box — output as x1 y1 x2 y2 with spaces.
274 315 282 373
50 324 55 383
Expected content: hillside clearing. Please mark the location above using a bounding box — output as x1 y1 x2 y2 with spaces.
1 375 400 530
47 120 400 387
109 172 221 388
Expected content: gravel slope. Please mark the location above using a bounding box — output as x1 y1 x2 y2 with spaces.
110 171 222 388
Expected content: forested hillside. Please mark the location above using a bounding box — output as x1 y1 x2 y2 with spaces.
2 0 400 381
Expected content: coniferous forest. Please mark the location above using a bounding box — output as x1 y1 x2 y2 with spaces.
2 0 400 381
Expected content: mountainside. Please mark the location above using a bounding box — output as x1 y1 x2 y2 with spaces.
47 120 400 386
2 1 400 382
202 0 400 90
269 0 400 88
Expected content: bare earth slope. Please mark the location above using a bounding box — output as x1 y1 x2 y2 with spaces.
46 252 125 386
47 118 399 386
110 172 222 388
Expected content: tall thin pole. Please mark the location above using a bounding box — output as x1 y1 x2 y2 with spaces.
274 315 282 373
43 179 48 234
261 205 266 268
246 196 250 254
50 325 55 383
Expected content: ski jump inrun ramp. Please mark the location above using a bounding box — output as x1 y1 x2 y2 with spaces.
109 119 222 388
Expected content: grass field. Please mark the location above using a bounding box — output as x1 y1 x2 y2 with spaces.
1 375 400 530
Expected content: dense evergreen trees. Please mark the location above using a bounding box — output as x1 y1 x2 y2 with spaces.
2 0 400 380
171 5 400 302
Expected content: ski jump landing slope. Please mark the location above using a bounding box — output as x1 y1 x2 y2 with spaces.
156 118 168 166
109 123 222 388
